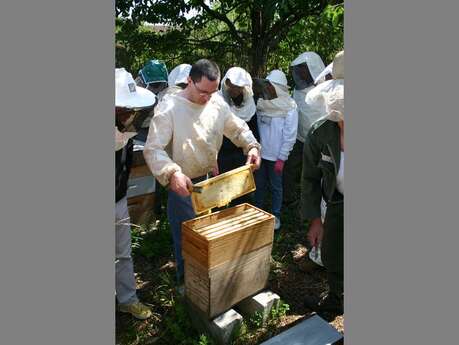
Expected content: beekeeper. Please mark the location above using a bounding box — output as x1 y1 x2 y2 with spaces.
314 62 333 85
115 68 156 319
282 52 326 206
305 50 344 116
161 63 192 99
301 50 344 316
254 69 298 231
217 67 259 178
143 59 261 283
136 59 169 96
133 59 169 141
300 50 344 273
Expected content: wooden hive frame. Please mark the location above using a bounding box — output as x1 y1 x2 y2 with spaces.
191 165 256 215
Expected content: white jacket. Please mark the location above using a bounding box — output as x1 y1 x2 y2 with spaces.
257 107 298 162
293 86 326 142
144 93 260 186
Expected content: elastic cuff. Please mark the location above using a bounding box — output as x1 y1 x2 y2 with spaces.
164 166 182 186
244 142 261 155
278 155 287 161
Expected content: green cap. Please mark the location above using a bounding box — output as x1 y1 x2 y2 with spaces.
139 60 168 85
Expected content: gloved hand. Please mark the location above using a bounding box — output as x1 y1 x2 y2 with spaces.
274 159 285 175
307 218 324 248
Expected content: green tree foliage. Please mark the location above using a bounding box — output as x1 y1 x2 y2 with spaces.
116 0 343 78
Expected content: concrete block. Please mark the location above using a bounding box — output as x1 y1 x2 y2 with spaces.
209 309 244 345
259 314 343 345
186 299 243 345
236 290 280 324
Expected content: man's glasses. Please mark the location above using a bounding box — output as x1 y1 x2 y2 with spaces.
192 80 218 96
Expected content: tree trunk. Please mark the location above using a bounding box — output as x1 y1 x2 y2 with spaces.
249 6 269 77
250 42 269 78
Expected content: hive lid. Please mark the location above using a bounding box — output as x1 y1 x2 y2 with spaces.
191 164 256 214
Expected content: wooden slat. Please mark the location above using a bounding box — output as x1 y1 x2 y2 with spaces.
208 243 272 275
207 219 274 268
204 214 271 239
182 203 248 230
191 165 256 214
182 226 209 268
195 208 258 233
184 244 272 319
129 164 153 178
131 148 146 167
127 193 155 225
182 204 275 269
208 244 272 318
184 254 210 315
197 209 260 235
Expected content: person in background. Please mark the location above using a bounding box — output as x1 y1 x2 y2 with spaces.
283 52 326 207
132 60 170 217
115 68 156 319
255 69 298 231
143 59 261 284
300 50 344 273
314 62 333 85
162 63 192 99
133 59 169 142
302 50 344 317
217 67 259 203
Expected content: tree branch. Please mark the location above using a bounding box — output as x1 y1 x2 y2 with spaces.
195 0 244 46
267 2 328 51
187 30 233 44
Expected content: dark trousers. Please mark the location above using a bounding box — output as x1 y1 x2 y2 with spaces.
322 202 344 300
166 175 206 282
167 190 195 282
254 159 283 218
283 140 304 205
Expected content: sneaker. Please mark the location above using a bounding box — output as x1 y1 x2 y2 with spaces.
118 301 152 320
304 293 343 314
274 217 281 230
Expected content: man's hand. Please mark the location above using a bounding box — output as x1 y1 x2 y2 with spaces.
307 218 324 248
246 147 261 170
211 165 220 177
169 171 193 197
274 159 285 175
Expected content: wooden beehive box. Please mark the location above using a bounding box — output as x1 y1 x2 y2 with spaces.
126 141 156 224
182 165 275 318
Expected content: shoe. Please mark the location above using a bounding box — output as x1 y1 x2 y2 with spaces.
304 293 343 314
118 301 152 320
274 217 281 230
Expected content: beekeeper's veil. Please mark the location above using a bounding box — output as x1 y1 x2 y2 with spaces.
290 52 326 142
291 52 325 89
219 67 256 122
160 64 192 100
256 69 297 118
306 50 344 123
